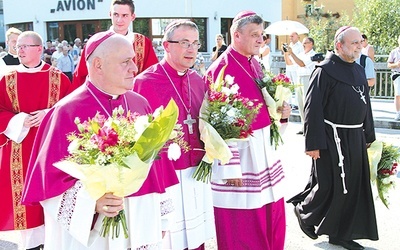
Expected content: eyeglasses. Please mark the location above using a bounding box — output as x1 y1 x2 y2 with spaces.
14 44 41 50
167 40 201 49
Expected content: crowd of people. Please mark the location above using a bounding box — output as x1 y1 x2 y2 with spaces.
0 0 389 249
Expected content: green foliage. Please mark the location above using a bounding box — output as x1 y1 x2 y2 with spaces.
353 0 400 55
303 9 351 53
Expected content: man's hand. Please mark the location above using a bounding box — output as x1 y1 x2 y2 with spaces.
95 193 124 217
306 150 320 160
225 178 243 187
277 101 291 119
23 110 46 128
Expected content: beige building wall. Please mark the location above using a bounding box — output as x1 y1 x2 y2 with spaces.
272 0 354 50
282 0 354 22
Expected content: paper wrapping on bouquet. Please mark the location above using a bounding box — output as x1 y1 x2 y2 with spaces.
132 99 179 162
199 119 233 165
54 153 151 200
261 85 292 122
54 99 180 200
198 97 233 165
367 140 383 183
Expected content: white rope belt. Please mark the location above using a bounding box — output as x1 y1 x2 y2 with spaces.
324 119 363 194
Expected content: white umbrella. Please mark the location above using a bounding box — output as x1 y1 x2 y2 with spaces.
264 20 309 36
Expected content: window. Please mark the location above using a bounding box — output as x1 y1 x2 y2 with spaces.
7 22 33 32
133 18 207 52
47 22 59 42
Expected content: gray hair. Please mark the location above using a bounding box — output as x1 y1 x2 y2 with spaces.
163 20 198 42
334 26 360 52
230 14 263 36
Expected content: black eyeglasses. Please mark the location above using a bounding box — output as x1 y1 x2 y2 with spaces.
167 40 201 49
14 44 41 50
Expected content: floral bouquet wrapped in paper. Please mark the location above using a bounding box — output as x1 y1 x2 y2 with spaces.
54 99 187 239
193 65 262 183
368 141 399 208
255 72 293 149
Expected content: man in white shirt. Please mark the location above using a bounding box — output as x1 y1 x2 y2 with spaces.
283 32 304 85
286 37 316 134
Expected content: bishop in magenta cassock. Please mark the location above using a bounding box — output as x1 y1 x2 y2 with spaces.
22 31 178 250
133 20 216 250
0 31 71 249
205 11 291 250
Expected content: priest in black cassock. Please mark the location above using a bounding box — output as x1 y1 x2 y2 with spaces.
287 26 378 250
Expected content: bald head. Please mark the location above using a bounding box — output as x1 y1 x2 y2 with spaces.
87 34 131 64
87 34 138 95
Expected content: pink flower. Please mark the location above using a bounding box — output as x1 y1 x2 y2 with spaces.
90 126 119 152
93 114 107 127
126 112 141 123
209 91 228 102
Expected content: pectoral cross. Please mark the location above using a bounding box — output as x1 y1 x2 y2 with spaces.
183 114 196 134
352 86 367 104
360 94 366 104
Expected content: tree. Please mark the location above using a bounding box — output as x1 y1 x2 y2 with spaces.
353 0 400 57
302 1 351 53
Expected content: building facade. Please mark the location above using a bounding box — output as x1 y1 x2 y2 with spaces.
283 0 354 22
2 0 281 52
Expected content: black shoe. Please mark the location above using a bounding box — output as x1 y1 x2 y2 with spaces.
293 206 318 240
329 237 364 250
296 131 304 135
26 245 44 250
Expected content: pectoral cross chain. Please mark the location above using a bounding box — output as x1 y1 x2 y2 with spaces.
184 114 196 134
352 86 366 104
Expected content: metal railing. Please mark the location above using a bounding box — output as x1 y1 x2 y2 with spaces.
271 55 394 99
156 52 394 99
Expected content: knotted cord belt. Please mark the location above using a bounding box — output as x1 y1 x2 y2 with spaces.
324 119 363 194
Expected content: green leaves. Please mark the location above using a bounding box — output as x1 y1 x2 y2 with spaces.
353 0 400 55
132 99 179 162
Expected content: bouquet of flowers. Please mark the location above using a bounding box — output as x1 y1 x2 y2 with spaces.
368 141 399 208
193 65 262 183
54 99 187 239
255 72 293 149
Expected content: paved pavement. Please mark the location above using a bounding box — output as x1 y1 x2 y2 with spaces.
207 122 400 250
1 101 399 250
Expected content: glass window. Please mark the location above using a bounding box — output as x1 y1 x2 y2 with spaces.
63 24 77 44
136 18 207 52
192 18 207 52
221 18 232 44
132 18 151 37
82 23 95 40
46 22 59 42
100 20 112 31
7 22 33 32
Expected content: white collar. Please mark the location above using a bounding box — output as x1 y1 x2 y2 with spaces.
109 26 135 43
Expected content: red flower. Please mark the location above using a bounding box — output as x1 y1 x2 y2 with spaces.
90 126 119 152
235 119 245 127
